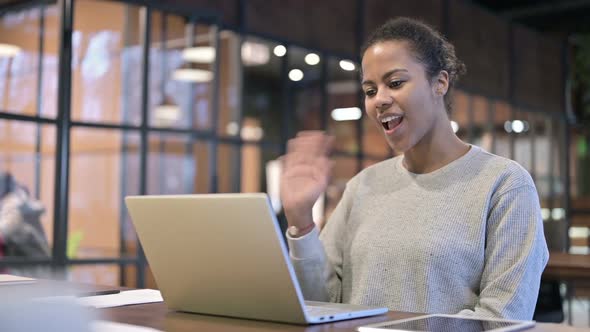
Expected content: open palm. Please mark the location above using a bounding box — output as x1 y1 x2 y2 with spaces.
280 132 334 228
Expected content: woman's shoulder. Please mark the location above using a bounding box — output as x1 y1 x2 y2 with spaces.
471 146 536 194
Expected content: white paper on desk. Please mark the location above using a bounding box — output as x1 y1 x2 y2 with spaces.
77 289 163 309
91 320 163 332
0 274 36 285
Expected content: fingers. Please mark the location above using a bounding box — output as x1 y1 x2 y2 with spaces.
314 158 334 187
282 151 333 181
288 131 333 156
281 131 334 177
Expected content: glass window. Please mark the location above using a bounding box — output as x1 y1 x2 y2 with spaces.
552 119 566 211
290 46 322 132
0 120 55 262
193 140 211 194
149 18 219 131
548 119 568 251
218 143 241 193
532 113 550 199
69 128 129 259
122 264 158 289
493 100 512 159
327 57 363 155
218 141 281 194
241 36 282 143
471 95 491 151
451 90 470 142
571 133 590 201
0 4 58 117
570 132 590 248
239 141 266 193
120 131 140 258
217 30 242 138
71 0 142 124
68 264 120 286
513 109 532 172
147 133 196 195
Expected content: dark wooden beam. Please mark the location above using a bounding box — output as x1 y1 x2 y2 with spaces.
501 0 590 19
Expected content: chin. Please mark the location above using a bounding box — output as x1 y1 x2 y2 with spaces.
384 137 408 155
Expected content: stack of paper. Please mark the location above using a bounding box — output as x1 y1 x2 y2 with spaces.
91 321 163 332
77 289 163 309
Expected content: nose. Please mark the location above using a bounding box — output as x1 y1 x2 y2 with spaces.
374 88 393 113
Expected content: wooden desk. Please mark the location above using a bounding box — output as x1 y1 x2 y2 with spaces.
1 279 587 331
100 301 590 332
543 252 590 281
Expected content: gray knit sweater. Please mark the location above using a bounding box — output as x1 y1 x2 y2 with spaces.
287 145 549 320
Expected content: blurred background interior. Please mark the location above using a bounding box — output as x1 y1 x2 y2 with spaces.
0 0 589 327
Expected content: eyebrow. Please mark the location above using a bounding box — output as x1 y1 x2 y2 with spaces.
361 68 409 86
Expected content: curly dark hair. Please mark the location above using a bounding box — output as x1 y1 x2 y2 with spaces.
361 17 466 113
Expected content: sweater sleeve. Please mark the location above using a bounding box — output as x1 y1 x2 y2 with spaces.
286 178 357 303
458 184 549 320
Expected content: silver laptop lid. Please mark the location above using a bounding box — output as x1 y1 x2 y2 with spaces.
125 193 308 324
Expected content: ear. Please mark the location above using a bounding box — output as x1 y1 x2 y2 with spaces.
432 70 450 96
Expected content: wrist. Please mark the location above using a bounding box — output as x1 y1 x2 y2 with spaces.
284 209 313 228
287 222 316 238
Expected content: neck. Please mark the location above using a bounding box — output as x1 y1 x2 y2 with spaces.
402 113 470 174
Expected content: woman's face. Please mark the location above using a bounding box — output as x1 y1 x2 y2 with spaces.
361 40 445 153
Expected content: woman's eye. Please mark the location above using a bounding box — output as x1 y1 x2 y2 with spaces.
364 89 376 97
389 80 403 88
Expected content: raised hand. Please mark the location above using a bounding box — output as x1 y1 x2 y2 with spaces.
280 131 334 231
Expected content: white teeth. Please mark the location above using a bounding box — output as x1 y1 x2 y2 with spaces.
381 115 401 123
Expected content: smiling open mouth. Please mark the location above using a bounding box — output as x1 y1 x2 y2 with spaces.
381 115 403 131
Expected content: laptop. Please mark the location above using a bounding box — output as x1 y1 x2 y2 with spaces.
125 193 388 324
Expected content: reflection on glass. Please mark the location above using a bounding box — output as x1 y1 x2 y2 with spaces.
533 113 550 199
513 109 532 172
242 36 282 143
69 128 126 259
471 95 491 151
217 30 241 137
290 46 322 132
120 131 140 258
150 12 187 128
570 132 589 203
552 120 566 199
218 141 280 194
552 120 566 220
147 134 195 195
328 57 362 154
122 265 158 289
493 101 512 159
0 121 54 269
0 5 58 117
451 90 469 142
149 16 219 130
71 0 141 124
218 143 241 193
